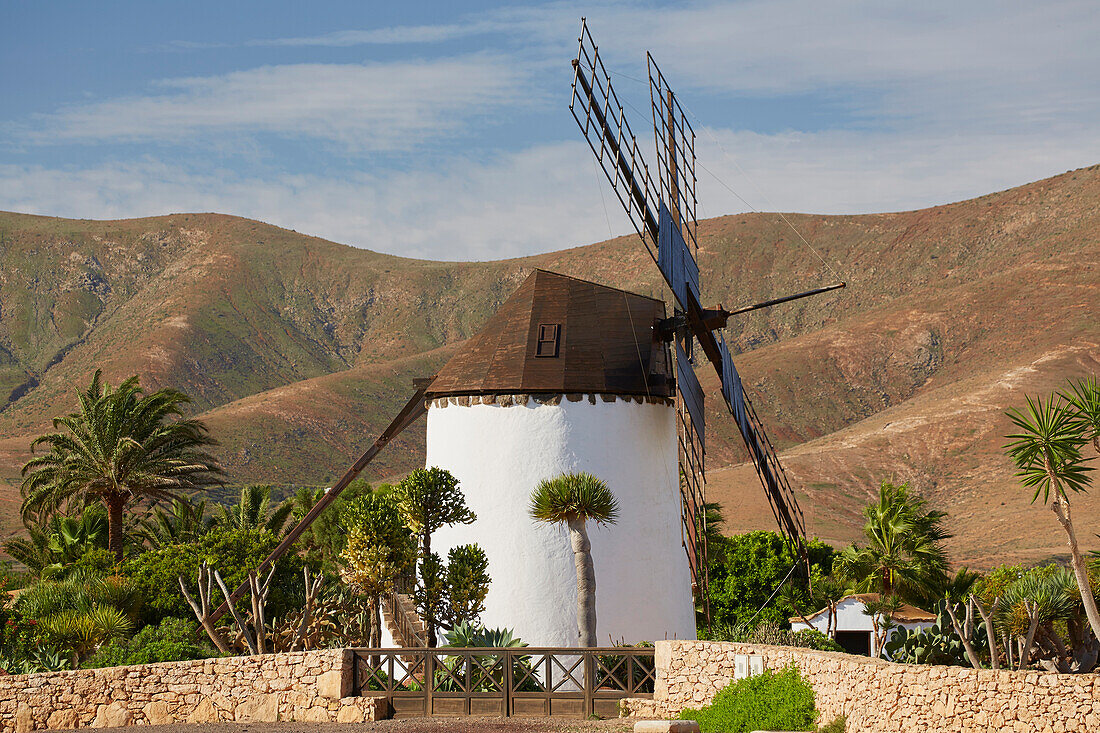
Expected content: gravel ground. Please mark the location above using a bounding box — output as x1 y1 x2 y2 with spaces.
55 718 635 733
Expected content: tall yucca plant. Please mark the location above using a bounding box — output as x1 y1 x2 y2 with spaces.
1005 389 1100 642
21 370 222 561
1064 376 1100 453
529 472 619 647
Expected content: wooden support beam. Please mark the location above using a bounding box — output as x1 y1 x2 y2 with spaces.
202 385 429 629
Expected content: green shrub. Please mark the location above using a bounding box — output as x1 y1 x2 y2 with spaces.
792 629 843 653
817 716 846 732
679 665 817 733
706 531 835 629
123 526 304 625
86 617 216 668
70 548 117 578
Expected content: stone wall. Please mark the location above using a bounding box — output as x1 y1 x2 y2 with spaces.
621 641 1100 733
0 648 384 732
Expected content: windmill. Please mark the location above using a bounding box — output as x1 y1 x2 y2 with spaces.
569 18 844 613
205 19 843 637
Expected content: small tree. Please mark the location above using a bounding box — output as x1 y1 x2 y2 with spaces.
529 472 619 647
443 544 491 627
394 467 476 646
862 594 901 658
339 493 415 647
1005 388 1100 643
218 485 295 536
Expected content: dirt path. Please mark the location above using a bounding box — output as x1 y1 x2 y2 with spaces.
55 719 635 733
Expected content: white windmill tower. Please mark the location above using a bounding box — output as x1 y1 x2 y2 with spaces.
423 269 695 647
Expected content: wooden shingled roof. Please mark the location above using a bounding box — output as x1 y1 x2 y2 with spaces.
425 269 673 398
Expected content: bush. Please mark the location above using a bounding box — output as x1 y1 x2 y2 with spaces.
123 526 304 625
706 621 843 653
70 548 117 578
86 617 217 668
679 665 817 733
706 531 835 630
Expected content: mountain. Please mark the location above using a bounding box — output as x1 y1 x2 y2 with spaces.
0 164 1097 567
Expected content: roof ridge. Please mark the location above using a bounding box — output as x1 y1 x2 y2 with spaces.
530 268 665 304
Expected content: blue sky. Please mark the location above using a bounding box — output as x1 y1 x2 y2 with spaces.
2 0 1097 260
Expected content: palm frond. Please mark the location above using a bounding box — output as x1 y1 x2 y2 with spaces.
529 472 619 526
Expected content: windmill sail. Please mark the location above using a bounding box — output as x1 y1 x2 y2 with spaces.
718 337 806 547
570 19 817 616
204 385 429 627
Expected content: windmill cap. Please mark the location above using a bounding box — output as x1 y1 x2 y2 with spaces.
425 269 674 399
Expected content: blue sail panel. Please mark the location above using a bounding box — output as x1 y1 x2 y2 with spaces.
675 340 705 451
658 202 701 311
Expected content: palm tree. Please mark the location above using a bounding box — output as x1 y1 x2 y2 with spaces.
833 481 951 607
3 507 109 578
529 472 619 647
217 484 294 535
1005 391 1100 642
21 371 221 562
139 498 215 548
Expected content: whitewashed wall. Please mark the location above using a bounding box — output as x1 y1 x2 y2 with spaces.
791 597 934 659
425 396 696 647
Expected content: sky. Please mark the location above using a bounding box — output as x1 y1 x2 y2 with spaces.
1 0 1098 261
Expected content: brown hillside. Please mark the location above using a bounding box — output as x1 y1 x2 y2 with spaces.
0 164 1097 566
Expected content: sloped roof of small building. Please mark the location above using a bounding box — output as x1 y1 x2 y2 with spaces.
791 593 936 625
425 269 673 398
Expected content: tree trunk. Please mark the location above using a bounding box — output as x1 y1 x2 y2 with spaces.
567 518 597 647
214 570 258 655
248 571 267 655
945 602 981 669
422 529 436 648
105 494 126 563
370 597 382 648
971 595 999 670
1018 600 1041 671
179 566 232 654
1050 495 1100 641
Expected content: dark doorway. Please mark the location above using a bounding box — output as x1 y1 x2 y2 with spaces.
835 630 872 656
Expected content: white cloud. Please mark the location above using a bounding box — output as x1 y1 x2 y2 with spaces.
251 1 1099 133
23 55 526 151
247 21 500 47
3 126 1095 262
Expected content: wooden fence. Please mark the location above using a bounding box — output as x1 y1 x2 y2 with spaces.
351 646 655 718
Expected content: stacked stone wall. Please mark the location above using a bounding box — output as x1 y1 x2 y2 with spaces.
0 648 383 732
621 640 1099 732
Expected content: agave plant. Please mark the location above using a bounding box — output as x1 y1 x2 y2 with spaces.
438 623 532 693
0 647 71 675
444 622 527 648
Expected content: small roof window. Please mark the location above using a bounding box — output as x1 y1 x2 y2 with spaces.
535 323 561 358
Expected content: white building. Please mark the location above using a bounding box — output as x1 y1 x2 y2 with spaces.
421 269 696 648
790 593 936 658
